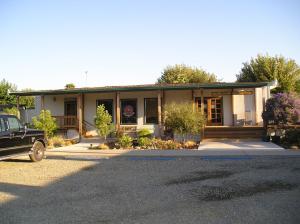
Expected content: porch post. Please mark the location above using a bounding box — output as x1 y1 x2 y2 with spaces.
116 92 120 130
254 88 258 125
231 89 235 126
200 89 204 114
192 90 195 111
200 89 205 140
77 94 83 138
158 90 162 136
16 95 20 110
41 95 45 111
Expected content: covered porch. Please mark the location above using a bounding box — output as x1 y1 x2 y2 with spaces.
13 82 271 139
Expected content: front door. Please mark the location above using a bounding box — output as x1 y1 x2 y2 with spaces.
204 97 223 126
64 99 77 127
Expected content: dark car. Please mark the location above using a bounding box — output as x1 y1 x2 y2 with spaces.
0 114 46 162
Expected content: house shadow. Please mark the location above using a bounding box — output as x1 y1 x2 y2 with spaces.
0 152 194 224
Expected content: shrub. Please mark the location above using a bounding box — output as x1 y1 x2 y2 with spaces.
183 140 198 149
262 93 300 125
97 143 110 150
65 83 75 89
164 103 205 141
151 139 182 150
281 129 300 148
3 107 20 118
138 137 153 149
118 135 133 148
32 110 57 139
94 105 114 140
48 136 66 148
137 128 152 138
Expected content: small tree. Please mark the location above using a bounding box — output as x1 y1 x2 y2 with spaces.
3 107 20 118
65 83 75 89
157 64 218 84
94 105 113 140
262 93 300 125
164 103 205 141
32 110 57 139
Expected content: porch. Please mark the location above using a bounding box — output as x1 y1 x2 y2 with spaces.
12 82 270 139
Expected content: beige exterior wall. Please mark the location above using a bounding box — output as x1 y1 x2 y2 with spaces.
164 90 193 104
222 95 233 126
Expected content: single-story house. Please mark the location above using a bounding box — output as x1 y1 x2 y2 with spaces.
11 82 274 139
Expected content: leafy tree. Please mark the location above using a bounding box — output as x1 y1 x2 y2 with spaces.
262 93 300 125
65 83 75 89
19 88 35 108
236 54 300 92
94 105 113 140
157 64 218 84
0 79 34 108
164 103 205 141
295 80 300 94
0 79 17 105
3 107 20 118
32 110 57 138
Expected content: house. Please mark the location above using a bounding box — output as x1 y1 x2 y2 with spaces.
11 82 273 139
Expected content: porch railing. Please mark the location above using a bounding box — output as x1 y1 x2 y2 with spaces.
53 116 78 129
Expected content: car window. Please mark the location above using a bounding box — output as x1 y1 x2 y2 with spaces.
0 118 7 132
7 117 20 131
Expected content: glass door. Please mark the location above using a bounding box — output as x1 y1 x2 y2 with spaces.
205 97 223 126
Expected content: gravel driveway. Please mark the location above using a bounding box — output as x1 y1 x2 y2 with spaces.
0 154 300 224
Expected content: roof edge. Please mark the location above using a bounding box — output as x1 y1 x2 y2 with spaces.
10 82 270 96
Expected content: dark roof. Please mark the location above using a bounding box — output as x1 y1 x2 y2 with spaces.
10 82 269 96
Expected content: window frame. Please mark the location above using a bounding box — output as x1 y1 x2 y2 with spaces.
7 116 21 132
120 98 138 125
0 117 8 133
144 98 158 124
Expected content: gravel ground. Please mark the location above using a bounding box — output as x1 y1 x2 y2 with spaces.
0 154 300 224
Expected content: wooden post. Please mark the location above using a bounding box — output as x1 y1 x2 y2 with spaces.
16 95 20 110
192 90 195 111
200 89 204 114
41 95 45 111
200 89 205 141
158 91 162 137
77 94 83 138
254 88 258 125
231 89 235 126
116 92 120 130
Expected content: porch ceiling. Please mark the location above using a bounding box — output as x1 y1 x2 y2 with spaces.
10 82 269 96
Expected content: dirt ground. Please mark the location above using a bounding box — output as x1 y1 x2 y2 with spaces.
0 153 300 224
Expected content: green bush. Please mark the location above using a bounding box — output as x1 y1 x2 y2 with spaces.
3 107 20 118
118 135 133 149
164 103 205 141
138 137 153 149
94 105 114 140
32 110 57 139
137 128 152 138
281 129 300 148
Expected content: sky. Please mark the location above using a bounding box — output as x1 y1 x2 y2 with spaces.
0 0 300 90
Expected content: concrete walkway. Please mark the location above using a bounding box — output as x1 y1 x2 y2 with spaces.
47 140 300 157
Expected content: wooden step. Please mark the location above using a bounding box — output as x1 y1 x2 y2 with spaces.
204 126 265 139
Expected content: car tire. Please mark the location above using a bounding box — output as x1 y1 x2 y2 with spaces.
29 141 45 162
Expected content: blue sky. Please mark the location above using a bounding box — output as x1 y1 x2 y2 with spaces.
0 0 299 90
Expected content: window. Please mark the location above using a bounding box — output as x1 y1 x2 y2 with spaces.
121 99 137 124
96 99 114 120
195 97 202 111
144 98 158 124
0 118 7 132
7 117 20 131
